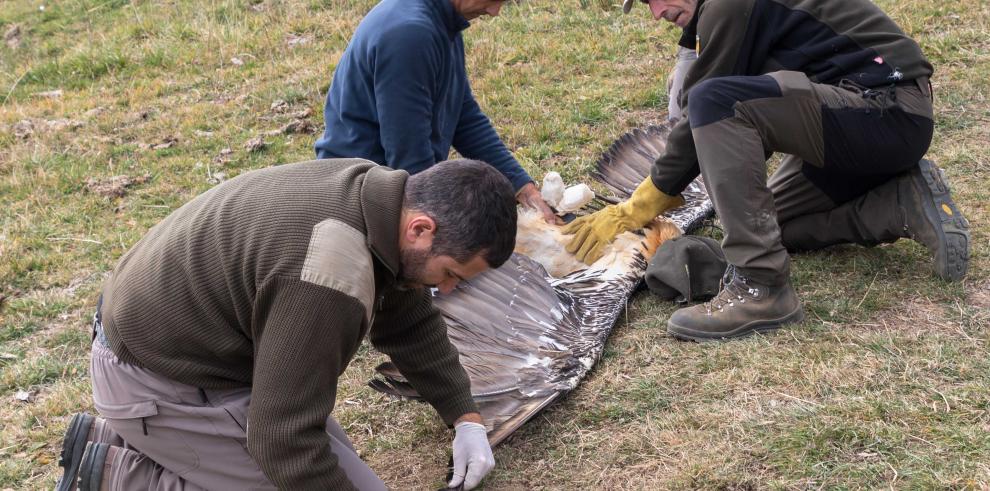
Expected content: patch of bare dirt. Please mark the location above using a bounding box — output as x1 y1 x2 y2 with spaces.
12 119 34 139
865 291 986 336
5 24 21 49
285 33 310 47
212 147 233 165
32 89 63 99
85 174 152 198
9 118 84 139
125 110 152 124
137 136 178 150
243 136 267 152
967 280 990 310
615 108 672 130
264 119 316 136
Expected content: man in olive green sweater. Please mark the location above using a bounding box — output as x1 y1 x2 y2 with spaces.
57 158 517 490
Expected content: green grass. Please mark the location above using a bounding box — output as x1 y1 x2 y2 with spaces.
2 0 989 488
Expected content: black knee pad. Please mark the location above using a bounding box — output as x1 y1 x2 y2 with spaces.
688 75 782 128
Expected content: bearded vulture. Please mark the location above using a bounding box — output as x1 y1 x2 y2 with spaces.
369 122 714 445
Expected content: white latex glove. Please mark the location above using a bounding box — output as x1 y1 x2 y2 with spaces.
667 46 698 122
448 422 495 490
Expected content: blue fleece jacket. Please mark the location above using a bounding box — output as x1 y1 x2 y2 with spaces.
314 0 532 192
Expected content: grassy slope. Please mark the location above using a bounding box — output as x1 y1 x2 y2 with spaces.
1 0 987 488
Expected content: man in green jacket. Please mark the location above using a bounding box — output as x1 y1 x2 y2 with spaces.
57 158 515 490
564 0 970 341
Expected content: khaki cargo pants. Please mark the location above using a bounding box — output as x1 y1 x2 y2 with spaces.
90 339 387 490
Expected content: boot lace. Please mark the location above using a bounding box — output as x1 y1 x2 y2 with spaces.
705 269 761 315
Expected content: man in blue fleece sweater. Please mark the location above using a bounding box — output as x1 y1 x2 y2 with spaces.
315 0 558 223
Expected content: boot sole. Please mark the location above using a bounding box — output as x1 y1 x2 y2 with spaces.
914 159 970 282
78 442 110 491
667 307 805 342
56 412 94 491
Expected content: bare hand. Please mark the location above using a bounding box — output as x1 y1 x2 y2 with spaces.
516 182 563 225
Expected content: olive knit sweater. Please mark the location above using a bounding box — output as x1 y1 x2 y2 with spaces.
100 158 478 489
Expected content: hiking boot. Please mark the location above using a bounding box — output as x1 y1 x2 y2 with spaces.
77 442 112 491
57 413 94 491
901 159 970 281
667 271 804 341
57 413 125 491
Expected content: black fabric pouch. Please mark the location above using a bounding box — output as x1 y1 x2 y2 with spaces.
645 236 727 303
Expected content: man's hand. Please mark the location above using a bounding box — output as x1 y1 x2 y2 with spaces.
517 182 563 224
562 177 685 264
449 413 494 490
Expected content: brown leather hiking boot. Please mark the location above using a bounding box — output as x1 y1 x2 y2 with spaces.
901 159 970 281
667 271 804 341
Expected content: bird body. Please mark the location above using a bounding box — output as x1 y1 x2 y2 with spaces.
370 122 714 445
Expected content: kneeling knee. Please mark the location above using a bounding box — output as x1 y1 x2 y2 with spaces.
688 76 781 128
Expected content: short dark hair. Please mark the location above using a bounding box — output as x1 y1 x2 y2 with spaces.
404 159 517 268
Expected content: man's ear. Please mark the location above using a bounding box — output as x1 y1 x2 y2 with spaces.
404 213 436 246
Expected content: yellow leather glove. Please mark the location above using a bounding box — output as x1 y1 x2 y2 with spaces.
562 177 685 264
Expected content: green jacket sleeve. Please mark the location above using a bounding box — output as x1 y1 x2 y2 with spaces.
369 288 479 425
248 277 368 491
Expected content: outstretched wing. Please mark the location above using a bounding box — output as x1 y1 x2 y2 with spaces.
369 121 713 445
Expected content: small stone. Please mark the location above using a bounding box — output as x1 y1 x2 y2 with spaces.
207 170 227 185
44 118 84 132
84 106 106 118
4 25 21 49
290 108 313 119
230 57 244 66
270 119 315 136
212 147 234 165
126 110 151 123
244 136 266 152
13 119 34 139
14 390 32 402
285 33 310 47
32 89 63 99
287 119 315 134
193 129 214 137
150 137 178 150
86 174 150 198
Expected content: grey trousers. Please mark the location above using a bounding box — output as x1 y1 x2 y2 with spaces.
90 340 388 490
689 70 933 285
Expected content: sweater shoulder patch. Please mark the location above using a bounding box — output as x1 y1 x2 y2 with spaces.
300 219 375 323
